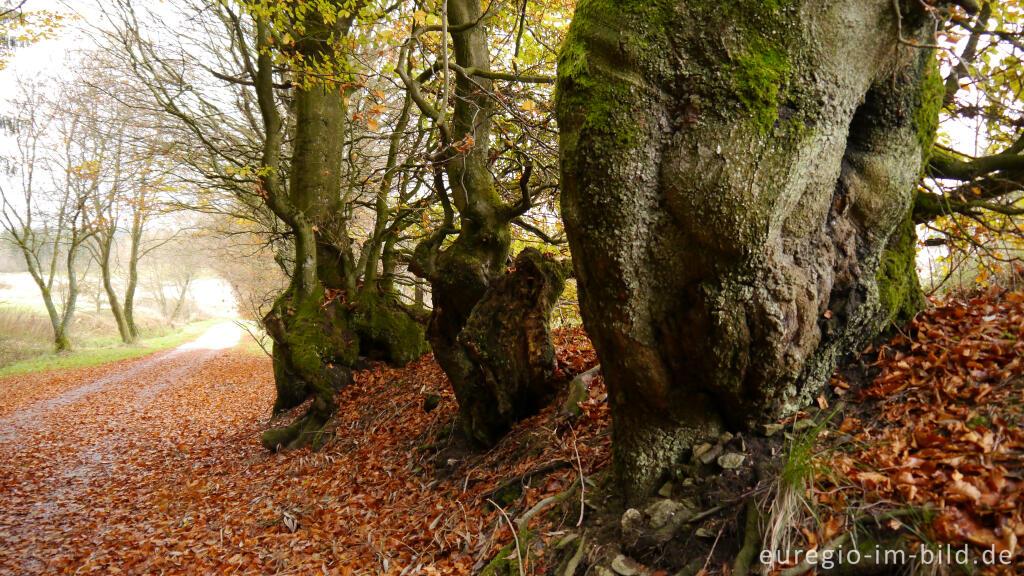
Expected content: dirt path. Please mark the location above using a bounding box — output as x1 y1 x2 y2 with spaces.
0 325 609 575
0 324 274 574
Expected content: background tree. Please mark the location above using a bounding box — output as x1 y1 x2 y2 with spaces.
0 1 66 72
557 0 958 501
0 80 97 351
912 1 1024 289
75 64 178 345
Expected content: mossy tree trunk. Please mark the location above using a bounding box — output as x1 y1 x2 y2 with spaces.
557 0 943 502
405 0 568 447
252 5 360 451
455 248 570 445
251 3 429 450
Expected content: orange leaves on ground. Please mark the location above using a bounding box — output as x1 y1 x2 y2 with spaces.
0 328 607 575
822 288 1024 568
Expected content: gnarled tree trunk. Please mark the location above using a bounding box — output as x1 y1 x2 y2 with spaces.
557 0 942 501
257 6 359 451
408 0 569 447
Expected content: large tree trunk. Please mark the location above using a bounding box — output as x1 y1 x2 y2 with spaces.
557 0 940 501
23 253 70 352
257 2 426 450
261 73 356 449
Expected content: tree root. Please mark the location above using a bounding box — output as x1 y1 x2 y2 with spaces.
731 499 761 576
261 404 332 451
482 460 572 500
558 535 586 576
515 477 581 532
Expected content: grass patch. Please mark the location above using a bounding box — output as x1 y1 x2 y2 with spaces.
0 318 224 377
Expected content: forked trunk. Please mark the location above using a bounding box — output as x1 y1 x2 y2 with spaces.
412 0 569 447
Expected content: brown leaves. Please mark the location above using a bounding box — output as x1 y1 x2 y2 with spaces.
0 328 609 574
821 289 1024 567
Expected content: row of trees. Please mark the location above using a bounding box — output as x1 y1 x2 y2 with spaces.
14 0 1018 502
0 57 203 349
98 0 574 450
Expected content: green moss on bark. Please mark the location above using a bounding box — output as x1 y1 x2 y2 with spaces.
555 0 675 151
877 213 926 327
914 55 944 162
733 44 790 135
350 294 429 366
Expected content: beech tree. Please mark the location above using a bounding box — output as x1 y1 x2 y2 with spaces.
104 0 438 449
400 0 571 447
557 0 968 501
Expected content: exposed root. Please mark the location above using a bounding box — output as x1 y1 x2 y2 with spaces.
261 399 333 451
733 499 761 576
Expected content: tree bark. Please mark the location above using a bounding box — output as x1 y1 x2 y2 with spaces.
256 2 414 450
558 0 940 502
457 248 571 444
123 211 143 341
261 73 354 448
409 0 568 447
98 231 132 344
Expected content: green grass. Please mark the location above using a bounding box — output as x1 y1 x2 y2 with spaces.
0 318 224 377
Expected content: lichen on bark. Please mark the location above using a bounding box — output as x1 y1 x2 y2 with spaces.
558 0 941 501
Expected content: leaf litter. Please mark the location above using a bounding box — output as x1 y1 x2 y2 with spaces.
0 329 605 575
807 289 1024 575
3 290 1024 575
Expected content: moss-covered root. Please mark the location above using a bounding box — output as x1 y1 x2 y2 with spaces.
261 397 334 451
732 500 762 576
479 529 535 576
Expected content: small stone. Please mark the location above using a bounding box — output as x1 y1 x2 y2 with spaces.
717 431 734 445
644 499 691 531
691 442 714 461
718 452 746 470
621 508 644 541
762 423 784 437
611 554 642 576
658 481 673 498
698 444 723 465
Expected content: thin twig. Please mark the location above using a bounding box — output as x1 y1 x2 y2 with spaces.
569 425 585 527
700 522 726 575
487 499 525 576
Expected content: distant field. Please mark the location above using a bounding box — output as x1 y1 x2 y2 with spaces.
0 271 249 376
0 311 226 376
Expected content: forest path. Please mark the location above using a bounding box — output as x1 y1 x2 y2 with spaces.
0 326 607 575
0 323 274 574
